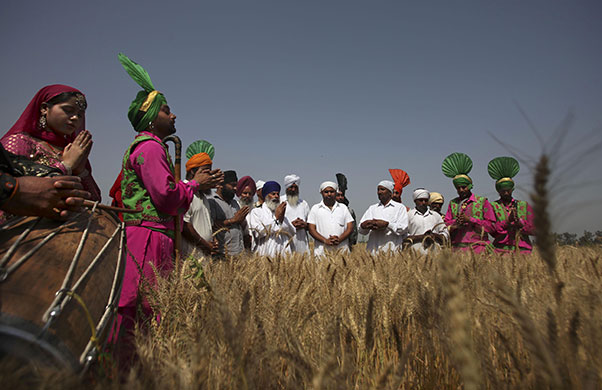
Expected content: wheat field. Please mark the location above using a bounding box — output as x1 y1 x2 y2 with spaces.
7 244 601 389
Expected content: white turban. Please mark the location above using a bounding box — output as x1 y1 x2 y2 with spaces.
413 188 430 201
284 174 300 188
319 181 338 193
256 180 265 190
377 180 395 193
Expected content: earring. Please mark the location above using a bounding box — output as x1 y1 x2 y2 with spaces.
39 115 47 129
148 122 155 130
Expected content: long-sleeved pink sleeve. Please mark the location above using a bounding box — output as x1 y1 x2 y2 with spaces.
129 140 198 216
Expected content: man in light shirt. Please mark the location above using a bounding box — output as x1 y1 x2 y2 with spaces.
182 151 218 256
359 180 409 254
248 181 296 256
307 181 354 257
405 188 449 254
281 174 310 254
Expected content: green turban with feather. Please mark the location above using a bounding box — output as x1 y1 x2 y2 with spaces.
442 152 474 189
118 53 167 132
488 156 520 191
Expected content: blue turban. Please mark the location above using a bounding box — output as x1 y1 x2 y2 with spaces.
262 181 281 196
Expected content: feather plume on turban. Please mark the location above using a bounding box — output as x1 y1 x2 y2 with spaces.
118 53 168 132
236 176 256 197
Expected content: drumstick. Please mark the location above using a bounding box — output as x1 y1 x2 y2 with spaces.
82 200 139 214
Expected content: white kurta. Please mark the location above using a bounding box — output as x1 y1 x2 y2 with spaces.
281 194 310 254
407 207 449 254
182 191 213 255
307 201 354 257
248 203 296 256
359 200 409 254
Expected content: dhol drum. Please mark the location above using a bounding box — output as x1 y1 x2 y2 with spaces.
0 205 125 373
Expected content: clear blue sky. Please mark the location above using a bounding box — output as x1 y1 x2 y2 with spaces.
1 1 601 233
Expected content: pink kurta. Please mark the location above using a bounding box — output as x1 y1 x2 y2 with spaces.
444 193 495 254
111 132 198 361
491 198 535 253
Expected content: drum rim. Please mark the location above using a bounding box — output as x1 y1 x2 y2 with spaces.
0 313 79 371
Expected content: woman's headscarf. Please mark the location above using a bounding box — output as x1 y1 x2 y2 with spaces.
1 84 86 148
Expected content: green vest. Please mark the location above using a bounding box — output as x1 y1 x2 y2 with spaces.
121 134 174 226
491 200 528 222
450 195 486 220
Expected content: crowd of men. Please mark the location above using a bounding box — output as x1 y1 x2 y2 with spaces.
175 147 534 259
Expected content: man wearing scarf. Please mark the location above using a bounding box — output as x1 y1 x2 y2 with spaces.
281 174 310 254
359 180 409 254
112 54 221 365
405 188 448 254
209 170 249 257
488 157 535 253
442 152 495 253
248 181 296 256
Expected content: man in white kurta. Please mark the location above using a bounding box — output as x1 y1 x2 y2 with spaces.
307 181 354 257
280 174 310 254
248 181 296 256
359 180 409 254
406 188 449 254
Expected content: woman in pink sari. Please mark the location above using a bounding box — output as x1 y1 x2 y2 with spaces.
0 85 101 205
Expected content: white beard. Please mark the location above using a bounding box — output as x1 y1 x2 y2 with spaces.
266 198 280 212
286 194 299 206
239 198 253 208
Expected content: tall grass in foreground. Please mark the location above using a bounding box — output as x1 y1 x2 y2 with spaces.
9 245 601 389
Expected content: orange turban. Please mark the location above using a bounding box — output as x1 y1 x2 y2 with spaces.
388 169 410 193
186 152 212 172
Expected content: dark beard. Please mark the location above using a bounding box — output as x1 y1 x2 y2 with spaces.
222 187 235 201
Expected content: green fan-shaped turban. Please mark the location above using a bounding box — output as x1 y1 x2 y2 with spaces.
186 140 215 160
118 53 167 132
488 156 520 191
442 152 473 189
